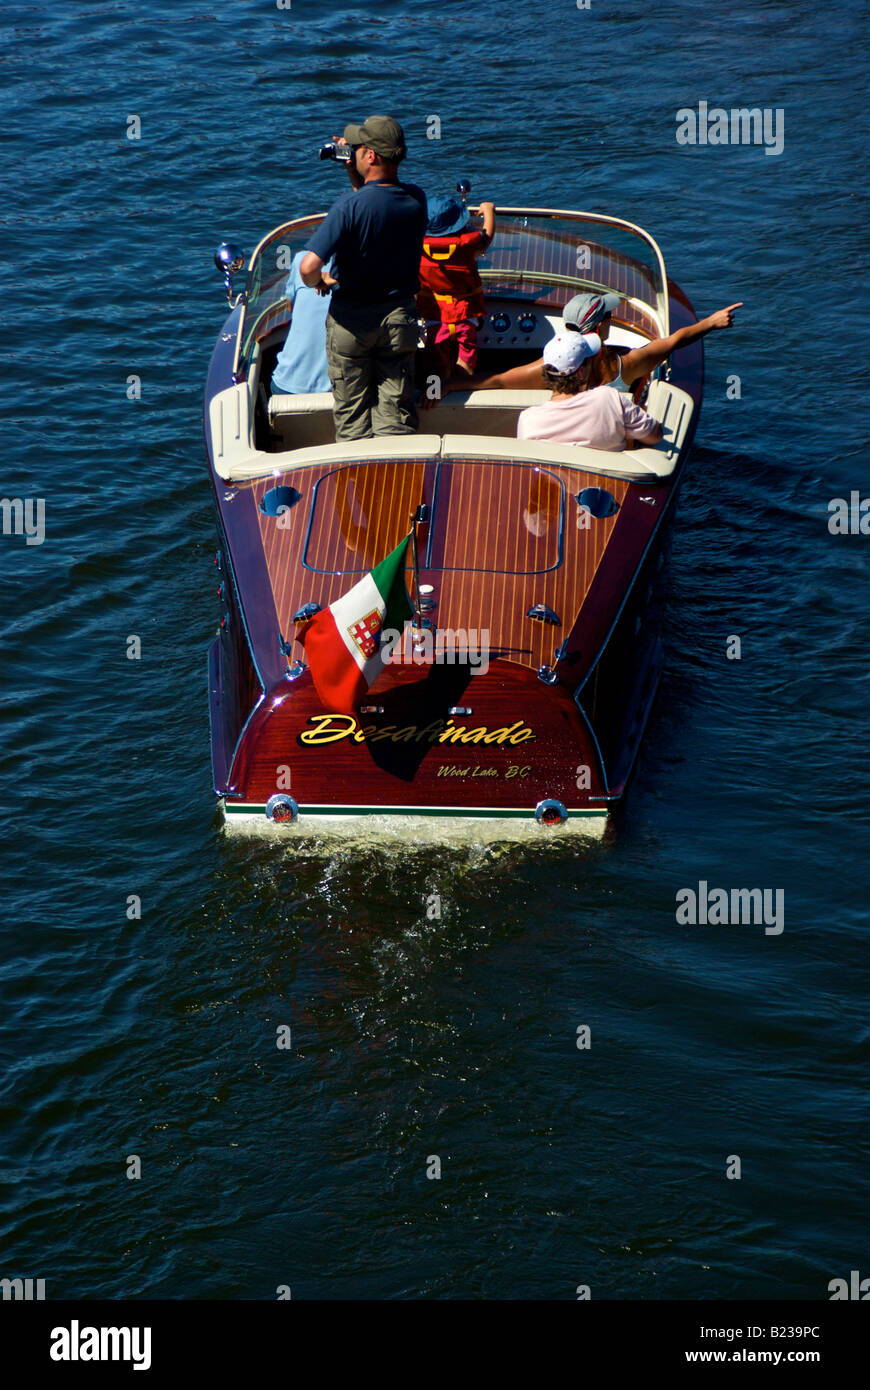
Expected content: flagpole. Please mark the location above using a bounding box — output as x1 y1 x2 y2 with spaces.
409 504 429 627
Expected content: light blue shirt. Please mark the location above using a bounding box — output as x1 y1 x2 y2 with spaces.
270 252 332 395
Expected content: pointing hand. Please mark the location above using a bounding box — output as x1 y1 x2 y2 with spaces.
708 302 743 329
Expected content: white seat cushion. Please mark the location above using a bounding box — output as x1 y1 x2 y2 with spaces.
268 390 334 417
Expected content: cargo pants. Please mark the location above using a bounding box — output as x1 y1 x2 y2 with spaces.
325 296 420 440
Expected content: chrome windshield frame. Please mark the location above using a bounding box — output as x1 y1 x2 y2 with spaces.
479 206 670 338
232 207 670 379
232 214 327 381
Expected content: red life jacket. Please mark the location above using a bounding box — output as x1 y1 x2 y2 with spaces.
418 228 487 322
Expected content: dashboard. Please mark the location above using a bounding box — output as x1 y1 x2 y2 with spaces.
477 299 648 354
476 300 561 351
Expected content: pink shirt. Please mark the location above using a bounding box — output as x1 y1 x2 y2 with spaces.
517 385 659 451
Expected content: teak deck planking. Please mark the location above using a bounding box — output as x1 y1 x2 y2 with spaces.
252 457 633 677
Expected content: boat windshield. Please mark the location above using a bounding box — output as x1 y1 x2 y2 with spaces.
234 215 325 379
234 207 668 378
479 208 668 337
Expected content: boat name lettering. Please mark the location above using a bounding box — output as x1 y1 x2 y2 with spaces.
297 715 536 747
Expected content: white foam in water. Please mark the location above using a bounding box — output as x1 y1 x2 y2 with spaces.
223 810 608 846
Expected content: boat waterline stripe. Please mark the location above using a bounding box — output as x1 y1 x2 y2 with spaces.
223 801 607 819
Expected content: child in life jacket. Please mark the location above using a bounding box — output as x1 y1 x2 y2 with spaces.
418 195 495 378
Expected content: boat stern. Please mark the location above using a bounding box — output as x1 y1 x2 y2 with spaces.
219 658 611 839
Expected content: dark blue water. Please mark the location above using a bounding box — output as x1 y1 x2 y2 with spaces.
1 0 867 1299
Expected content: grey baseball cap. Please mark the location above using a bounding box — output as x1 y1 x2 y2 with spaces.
563 291 621 332
342 114 406 161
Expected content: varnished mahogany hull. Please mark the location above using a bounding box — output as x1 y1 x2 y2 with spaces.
204 278 703 829
225 658 608 814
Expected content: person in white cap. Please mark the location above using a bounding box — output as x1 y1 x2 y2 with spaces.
516 333 663 451
468 295 742 395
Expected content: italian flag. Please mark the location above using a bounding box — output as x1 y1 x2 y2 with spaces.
298 534 414 713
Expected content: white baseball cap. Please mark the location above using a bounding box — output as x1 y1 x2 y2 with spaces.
543 332 601 375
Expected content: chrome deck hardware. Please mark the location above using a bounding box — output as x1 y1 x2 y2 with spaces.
527 604 561 625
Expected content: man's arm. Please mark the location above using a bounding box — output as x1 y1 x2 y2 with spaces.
299 251 324 287
619 302 743 387
463 357 547 391
333 136 364 190
298 251 339 295
299 252 338 296
301 197 347 294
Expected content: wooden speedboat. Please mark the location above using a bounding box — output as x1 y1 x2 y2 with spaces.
204 208 703 837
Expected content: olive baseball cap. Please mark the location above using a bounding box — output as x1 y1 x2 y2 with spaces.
342 114 407 161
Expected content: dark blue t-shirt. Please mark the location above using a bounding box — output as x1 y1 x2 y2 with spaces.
307 179 428 305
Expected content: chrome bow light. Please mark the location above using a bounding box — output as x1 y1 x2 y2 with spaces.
214 241 245 306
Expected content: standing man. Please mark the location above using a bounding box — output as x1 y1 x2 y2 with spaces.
299 115 427 440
